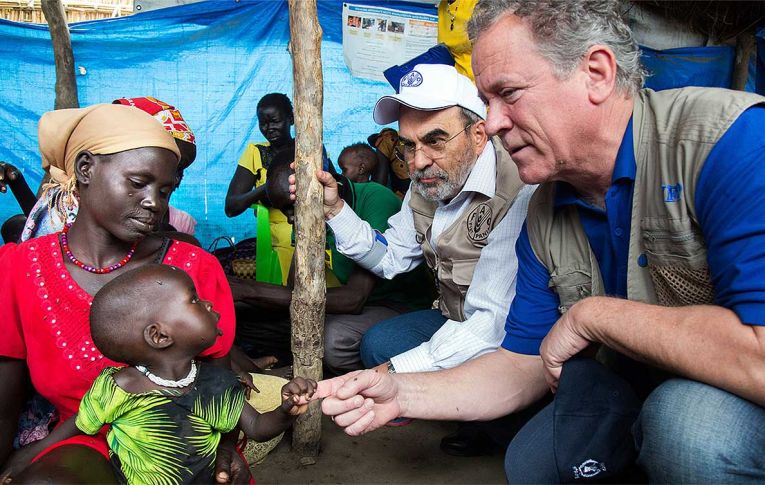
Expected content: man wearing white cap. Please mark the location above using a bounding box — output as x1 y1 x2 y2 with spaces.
312 63 536 447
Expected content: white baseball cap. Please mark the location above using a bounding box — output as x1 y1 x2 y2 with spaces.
373 64 487 125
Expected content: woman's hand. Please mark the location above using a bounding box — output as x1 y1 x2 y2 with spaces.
1 446 38 484
251 356 277 371
0 162 38 215
0 162 22 194
236 372 259 400
214 432 252 484
0 359 30 467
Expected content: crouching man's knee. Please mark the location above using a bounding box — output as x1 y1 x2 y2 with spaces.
636 378 765 483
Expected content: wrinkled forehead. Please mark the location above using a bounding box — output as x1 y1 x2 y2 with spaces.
398 106 463 139
472 16 538 94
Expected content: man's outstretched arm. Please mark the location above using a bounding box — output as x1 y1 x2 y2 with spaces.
318 348 548 436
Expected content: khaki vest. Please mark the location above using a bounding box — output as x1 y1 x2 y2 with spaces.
527 87 764 314
410 138 525 321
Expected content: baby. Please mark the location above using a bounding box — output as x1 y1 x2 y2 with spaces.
2 264 316 484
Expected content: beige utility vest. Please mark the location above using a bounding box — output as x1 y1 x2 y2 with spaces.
527 87 764 314
409 139 525 321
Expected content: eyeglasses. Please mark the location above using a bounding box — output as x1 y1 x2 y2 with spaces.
394 123 474 163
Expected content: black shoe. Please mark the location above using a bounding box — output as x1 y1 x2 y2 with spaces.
440 427 497 457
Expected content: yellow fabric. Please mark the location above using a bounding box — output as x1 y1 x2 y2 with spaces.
237 142 293 254
268 213 292 250
39 104 181 184
240 374 288 465
437 0 478 81
272 247 342 288
236 142 269 183
273 246 294 286
325 262 342 288
246 374 287 413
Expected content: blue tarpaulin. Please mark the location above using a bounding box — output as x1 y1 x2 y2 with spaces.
1 2 762 247
0 0 435 247
641 45 735 91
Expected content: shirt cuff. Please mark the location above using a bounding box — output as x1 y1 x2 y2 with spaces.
501 333 543 356
326 201 363 239
390 345 436 373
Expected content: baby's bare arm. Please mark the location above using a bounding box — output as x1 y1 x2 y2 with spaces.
238 377 317 441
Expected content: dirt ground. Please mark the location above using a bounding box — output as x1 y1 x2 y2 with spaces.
254 414 506 484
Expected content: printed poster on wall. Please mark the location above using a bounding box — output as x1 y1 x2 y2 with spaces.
342 2 438 82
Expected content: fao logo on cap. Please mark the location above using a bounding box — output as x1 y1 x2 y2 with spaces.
400 70 423 88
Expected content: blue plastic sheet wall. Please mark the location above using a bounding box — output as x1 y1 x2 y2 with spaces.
0 0 435 248
1 3 762 248
641 45 735 91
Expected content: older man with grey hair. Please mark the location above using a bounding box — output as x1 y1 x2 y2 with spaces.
317 0 765 482
313 63 534 385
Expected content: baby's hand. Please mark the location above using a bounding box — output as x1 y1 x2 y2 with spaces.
236 371 260 400
280 377 318 416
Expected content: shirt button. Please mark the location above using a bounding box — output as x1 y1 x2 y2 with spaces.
614 227 623 237
637 254 648 267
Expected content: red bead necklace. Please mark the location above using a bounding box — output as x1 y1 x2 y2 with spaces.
59 223 138 274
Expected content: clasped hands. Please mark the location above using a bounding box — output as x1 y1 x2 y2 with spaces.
310 297 596 435
296 367 401 436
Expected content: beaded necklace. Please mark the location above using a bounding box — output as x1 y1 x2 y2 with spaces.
60 223 138 274
135 361 198 388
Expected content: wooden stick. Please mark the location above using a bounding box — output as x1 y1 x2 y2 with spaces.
41 0 78 109
288 0 325 463
732 33 755 92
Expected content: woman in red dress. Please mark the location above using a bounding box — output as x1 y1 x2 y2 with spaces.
0 104 250 483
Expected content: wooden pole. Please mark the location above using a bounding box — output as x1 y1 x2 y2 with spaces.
41 0 78 109
288 0 325 463
732 32 755 92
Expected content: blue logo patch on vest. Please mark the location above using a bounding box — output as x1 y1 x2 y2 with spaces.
400 70 423 88
662 183 683 202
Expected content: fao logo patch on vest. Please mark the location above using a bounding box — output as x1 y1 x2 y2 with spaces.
400 70 423 88
466 203 493 242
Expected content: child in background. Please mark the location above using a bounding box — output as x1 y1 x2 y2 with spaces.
2 264 316 484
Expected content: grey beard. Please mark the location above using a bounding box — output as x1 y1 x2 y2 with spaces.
411 146 476 201
412 175 460 201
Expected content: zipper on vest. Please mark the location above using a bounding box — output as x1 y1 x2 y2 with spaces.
432 254 441 292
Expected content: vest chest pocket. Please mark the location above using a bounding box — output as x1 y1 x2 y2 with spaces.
451 258 479 290
436 258 479 322
549 268 595 315
451 258 479 302
641 217 714 306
